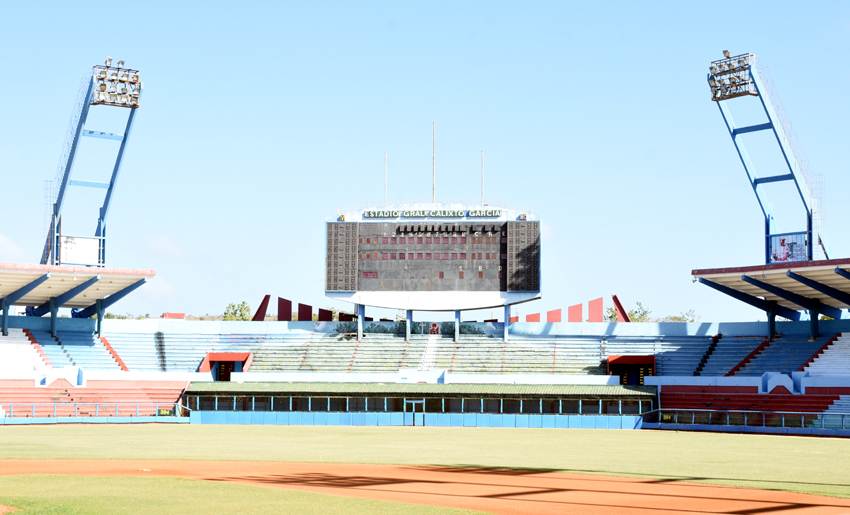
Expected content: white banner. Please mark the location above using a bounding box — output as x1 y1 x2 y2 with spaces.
60 236 100 265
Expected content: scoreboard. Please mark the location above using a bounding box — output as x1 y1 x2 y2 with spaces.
326 208 540 306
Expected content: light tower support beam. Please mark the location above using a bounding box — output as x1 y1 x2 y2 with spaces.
97 103 139 238
710 53 825 263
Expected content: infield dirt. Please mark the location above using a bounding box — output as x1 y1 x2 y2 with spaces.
3 460 850 514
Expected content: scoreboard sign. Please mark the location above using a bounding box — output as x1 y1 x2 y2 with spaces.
325 220 540 293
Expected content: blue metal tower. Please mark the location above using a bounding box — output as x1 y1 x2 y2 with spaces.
708 51 827 264
41 57 142 268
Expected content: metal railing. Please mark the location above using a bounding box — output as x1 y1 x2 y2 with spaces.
642 409 848 430
0 403 188 419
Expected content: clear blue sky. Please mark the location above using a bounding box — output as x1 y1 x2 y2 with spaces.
1 1 848 322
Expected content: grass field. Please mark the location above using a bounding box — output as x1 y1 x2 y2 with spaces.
0 475 484 515
2 424 849 500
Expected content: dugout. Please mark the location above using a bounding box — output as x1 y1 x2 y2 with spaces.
183 382 656 415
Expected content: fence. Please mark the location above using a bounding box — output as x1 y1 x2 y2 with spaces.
181 395 652 415
642 408 848 431
0 403 185 419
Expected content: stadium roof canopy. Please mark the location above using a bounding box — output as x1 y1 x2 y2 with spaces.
0 262 155 316
187 382 656 398
692 258 850 320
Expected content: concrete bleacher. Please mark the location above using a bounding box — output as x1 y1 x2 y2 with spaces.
30 330 121 371
252 333 427 373
804 335 850 376
699 337 765 376
820 396 850 430
105 332 268 372
0 380 187 417
735 336 833 376
660 385 840 413
0 329 50 373
607 336 713 376
101 329 723 376
432 335 605 374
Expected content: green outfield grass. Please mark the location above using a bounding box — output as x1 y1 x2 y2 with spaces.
0 475 483 515
1 425 849 499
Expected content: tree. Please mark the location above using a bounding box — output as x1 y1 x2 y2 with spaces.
603 302 696 322
223 301 252 321
604 302 651 322
655 310 699 323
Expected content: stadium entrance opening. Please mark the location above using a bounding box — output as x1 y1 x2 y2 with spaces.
215 362 235 381
607 355 655 386
404 400 424 426
200 353 252 382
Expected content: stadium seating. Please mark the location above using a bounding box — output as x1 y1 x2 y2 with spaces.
821 396 850 429
0 329 50 373
106 332 270 372
698 337 766 376
606 336 713 376
734 336 833 376
434 335 605 374
804 335 850 376
254 333 427 373
100 330 724 376
29 330 121 371
28 330 74 368
660 386 840 413
0 382 186 418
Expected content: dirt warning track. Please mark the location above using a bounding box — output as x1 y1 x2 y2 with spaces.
2 460 850 514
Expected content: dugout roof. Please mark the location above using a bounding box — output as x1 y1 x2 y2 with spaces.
187 382 656 398
0 262 155 309
692 258 850 317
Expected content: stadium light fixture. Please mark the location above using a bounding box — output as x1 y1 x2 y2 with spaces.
708 51 756 102
91 60 141 108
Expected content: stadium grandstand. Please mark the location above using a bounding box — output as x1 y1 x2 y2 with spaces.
1 52 850 437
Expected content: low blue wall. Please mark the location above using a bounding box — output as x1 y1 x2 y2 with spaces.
188 411 642 429
5 315 95 332
0 416 189 425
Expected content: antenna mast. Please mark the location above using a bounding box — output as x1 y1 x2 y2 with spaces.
384 151 387 206
432 122 435 203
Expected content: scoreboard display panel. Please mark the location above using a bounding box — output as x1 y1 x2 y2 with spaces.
326 220 539 293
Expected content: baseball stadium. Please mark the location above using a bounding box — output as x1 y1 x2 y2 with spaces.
3 25 850 515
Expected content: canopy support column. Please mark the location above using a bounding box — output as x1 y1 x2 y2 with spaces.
50 297 57 336
503 304 510 342
1 299 8 336
406 309 412 342
810 299 820 340
767 301 777 339
0 273 50 335
96 299 104 335
357 304 364 342
454 310 460 343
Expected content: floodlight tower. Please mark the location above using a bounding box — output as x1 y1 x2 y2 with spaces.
708 50 827 264
40 57 142 267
